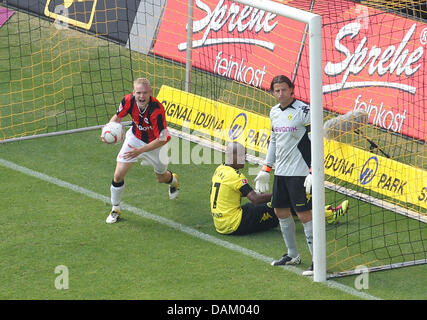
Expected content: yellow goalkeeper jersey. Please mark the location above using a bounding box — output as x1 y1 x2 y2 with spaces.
210 164 252 234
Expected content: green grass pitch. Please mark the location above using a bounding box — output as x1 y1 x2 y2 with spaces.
0 130 426 300
0 8 426 301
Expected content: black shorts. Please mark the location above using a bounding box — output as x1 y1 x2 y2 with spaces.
271 176 312 212
231 203 279 235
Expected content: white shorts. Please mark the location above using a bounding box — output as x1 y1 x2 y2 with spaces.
117 128 169 174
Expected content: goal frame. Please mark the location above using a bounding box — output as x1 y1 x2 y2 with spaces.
231 0 326 282
2 0 326 281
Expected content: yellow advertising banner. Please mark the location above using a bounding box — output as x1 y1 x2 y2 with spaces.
157 85 427 211
157 85 271 154
324 140 427 210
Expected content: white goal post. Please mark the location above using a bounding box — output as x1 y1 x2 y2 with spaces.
230 0 326 282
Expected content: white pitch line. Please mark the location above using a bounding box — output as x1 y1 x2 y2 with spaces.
0 157 380 300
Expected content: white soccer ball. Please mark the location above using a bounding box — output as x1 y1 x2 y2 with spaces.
101 122 124 144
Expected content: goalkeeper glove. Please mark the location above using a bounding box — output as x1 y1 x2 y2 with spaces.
254 165 271 193
304 171 312 194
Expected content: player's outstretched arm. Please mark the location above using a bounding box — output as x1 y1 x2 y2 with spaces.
109 114 122 123
246 189 272 205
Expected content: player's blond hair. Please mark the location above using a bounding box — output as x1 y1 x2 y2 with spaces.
133 78 151 89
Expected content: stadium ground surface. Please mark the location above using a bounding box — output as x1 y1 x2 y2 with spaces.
1 130 426 301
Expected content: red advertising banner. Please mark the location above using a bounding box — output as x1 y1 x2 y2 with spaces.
153 0 305 88
152 0 426 141
319 4 426 141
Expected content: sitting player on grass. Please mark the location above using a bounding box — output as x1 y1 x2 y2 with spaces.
209 141 348 236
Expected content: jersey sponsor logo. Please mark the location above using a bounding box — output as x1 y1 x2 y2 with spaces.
273 126 297 133
137 124 153 131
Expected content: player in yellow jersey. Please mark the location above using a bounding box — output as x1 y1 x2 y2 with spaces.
210 142 278 235
210 142 349 236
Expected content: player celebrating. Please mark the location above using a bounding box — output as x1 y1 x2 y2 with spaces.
210 142 279 235
254 75 348 275
105 78 179 224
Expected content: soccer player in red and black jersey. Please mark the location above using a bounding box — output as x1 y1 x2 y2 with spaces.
105 78 179 224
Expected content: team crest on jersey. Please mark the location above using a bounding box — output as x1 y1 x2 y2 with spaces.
288 114 293 120
242 178 248 184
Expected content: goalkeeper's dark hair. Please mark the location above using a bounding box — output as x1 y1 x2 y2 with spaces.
270 75 294 92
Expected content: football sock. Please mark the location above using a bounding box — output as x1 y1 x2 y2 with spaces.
167 171 177 187
111 180 124 210
278 215 299 258
303 220 313 256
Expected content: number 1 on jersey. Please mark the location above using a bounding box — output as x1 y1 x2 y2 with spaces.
212 182 221 209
